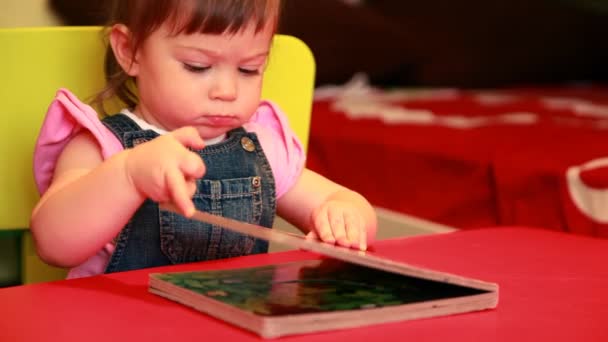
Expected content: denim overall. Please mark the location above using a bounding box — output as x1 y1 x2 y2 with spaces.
101 114 276 273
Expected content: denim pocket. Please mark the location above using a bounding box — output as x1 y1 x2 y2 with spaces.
159 176 263 263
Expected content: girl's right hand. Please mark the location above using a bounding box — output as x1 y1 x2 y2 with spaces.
124 127 206 217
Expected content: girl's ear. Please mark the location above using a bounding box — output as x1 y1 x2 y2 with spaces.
109 24 139 76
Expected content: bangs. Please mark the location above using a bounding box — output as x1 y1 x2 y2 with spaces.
167 0 280 35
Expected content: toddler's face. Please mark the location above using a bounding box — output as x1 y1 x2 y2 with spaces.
129 21 274 139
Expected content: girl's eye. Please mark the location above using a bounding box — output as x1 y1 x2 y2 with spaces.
239 68 260 76
183 63 210 73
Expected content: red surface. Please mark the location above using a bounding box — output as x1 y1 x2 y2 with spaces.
1 227 607 341
307 85 608 236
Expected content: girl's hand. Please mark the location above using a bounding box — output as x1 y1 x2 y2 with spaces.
124 127 206 217
307 199 367 251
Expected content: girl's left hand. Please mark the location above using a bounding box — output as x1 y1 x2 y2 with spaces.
307 200 367 251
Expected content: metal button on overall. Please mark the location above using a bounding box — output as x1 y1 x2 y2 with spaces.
241 137 256 152
252 176 261 188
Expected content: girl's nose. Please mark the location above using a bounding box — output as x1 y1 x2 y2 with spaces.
209 71 237 101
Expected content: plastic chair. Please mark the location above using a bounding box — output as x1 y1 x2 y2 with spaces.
0 26 315 284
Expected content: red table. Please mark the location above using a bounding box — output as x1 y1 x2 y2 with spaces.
1 227 606 341
308 86 608 237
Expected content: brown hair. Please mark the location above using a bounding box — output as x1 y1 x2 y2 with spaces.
93 0 281 114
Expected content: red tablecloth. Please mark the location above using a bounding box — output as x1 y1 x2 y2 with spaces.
308 85 608 237
1 227 606 341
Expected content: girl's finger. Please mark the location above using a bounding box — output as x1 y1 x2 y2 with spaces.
358 214 367 251
313 207 335 244
344 213 360 249
328 209 348 247
172 127 206 150
165 167 194 217
180 151 205 179
185 179 197 199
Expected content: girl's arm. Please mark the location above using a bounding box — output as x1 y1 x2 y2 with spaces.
30 127 206 268
276 168 377 251
30 131 146 267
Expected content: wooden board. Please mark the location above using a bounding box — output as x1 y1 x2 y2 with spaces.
149 207 498 338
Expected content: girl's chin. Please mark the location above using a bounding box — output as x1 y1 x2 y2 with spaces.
196 127 231 140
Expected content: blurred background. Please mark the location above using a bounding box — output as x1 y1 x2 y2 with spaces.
3 0 608 286
16 0 608 89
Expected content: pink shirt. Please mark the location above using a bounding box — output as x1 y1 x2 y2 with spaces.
34 88 305 278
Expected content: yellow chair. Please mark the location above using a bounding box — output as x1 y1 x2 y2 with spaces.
0 26 315 284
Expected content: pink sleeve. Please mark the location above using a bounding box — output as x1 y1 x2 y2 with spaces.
33 88 124 195
245 101 306 198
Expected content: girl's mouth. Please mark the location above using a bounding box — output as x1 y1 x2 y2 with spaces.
204 115 238 126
